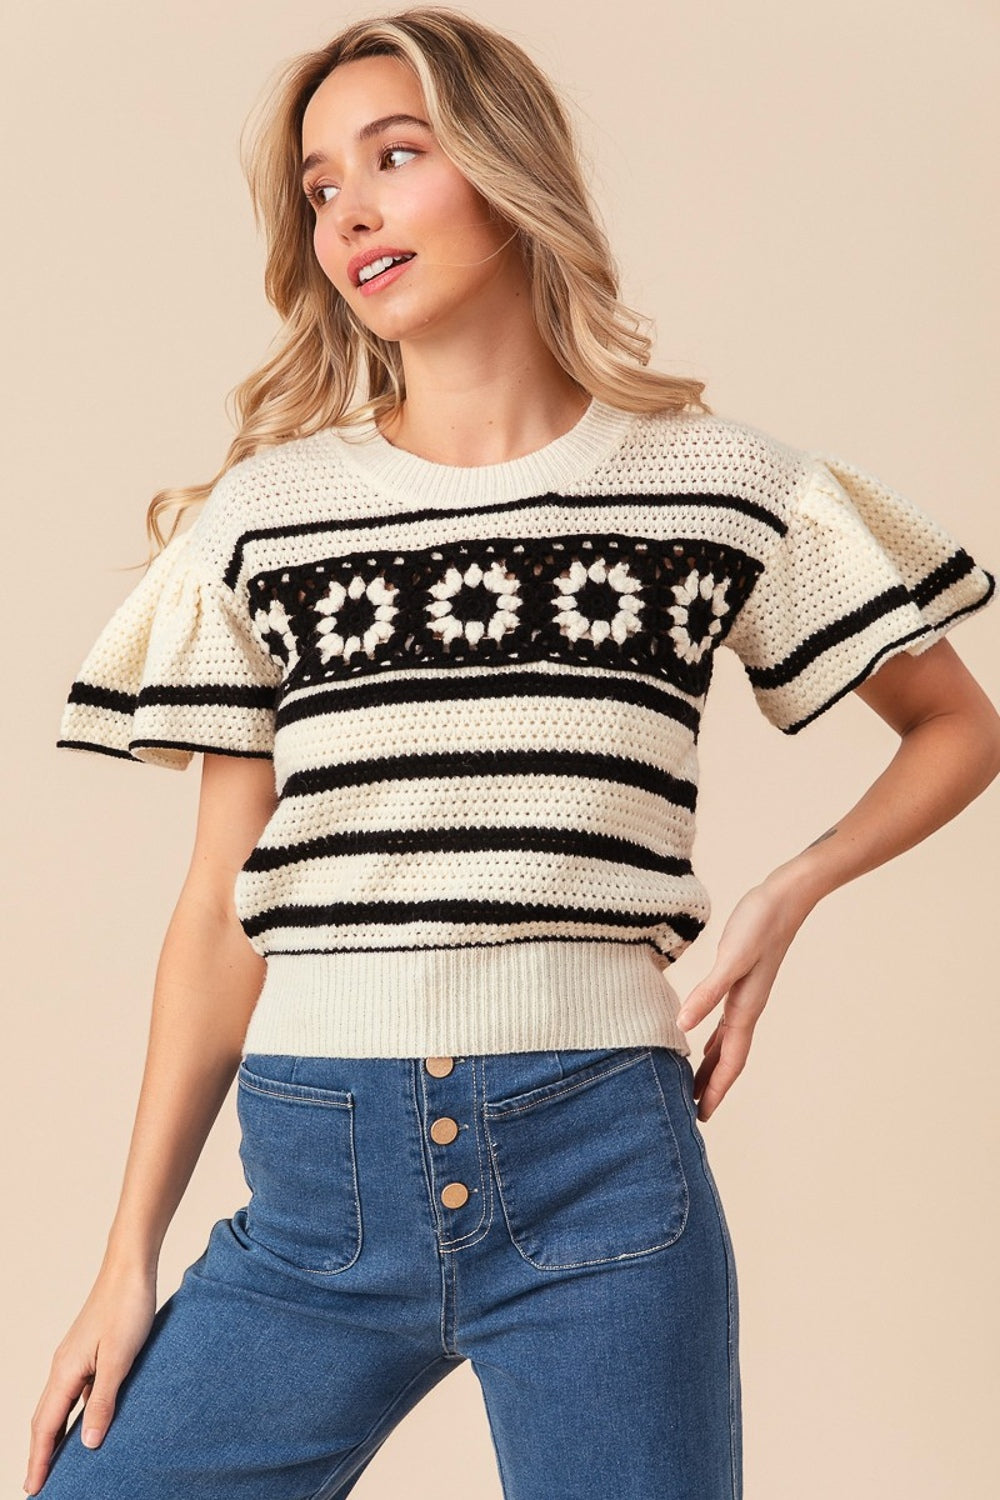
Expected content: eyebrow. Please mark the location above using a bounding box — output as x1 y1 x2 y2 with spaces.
300 114 432 180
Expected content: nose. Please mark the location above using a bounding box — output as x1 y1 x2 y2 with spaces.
329 183 380 240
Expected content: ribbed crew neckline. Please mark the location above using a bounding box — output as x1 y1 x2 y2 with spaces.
325 395 640 508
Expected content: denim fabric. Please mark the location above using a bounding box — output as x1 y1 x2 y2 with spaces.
40 1045 742 1498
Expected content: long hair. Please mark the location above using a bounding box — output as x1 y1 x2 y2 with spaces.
142 5 712 561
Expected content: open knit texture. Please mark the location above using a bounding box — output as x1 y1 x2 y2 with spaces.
56 398 997 1057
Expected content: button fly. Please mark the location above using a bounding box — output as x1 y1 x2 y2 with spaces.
417 1055 485 1247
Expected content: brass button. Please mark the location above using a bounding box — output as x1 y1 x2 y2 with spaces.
430 1116 459 1145
441 1182 470 1208
424 1056 455 1077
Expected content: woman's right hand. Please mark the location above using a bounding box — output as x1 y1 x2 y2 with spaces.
25 1262 158 1495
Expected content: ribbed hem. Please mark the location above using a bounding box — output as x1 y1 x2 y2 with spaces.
242 941 691 1059
325 397 639 509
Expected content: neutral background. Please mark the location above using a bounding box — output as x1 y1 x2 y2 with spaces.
6 2 998 1496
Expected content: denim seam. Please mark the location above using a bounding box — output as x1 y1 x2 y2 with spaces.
666 1049 742 1497
408 1060 451 1356
484 1047 652 1118
238 1079 353 1110
238 1060 354 1107
438 1055 493 1249
646 1052 692 1237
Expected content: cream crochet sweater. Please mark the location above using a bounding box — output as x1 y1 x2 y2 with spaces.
56 399 996 1058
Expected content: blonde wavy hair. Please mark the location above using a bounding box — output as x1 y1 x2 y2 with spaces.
142 4 712 563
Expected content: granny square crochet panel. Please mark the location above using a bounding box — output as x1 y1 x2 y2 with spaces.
247 533 762 694
55 401 996 1057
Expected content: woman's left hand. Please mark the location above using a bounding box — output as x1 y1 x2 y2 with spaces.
674 877 811 1120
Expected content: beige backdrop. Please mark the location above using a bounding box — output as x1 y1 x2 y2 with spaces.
7 2 999 1496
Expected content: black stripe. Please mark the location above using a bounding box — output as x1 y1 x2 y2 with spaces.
280 746 698 811
241 824 693 876
222 490 788 590
256 932 679 961
276 666 701 737
55 736 273 762
65 680 279 713
780 577 998 735
64 684 133 715
746 552 989 692
55 738 137 761
239 897 707 941
911 551 987 609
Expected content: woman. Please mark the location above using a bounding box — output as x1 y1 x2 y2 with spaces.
28 7 1000 1497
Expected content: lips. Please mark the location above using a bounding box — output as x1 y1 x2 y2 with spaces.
359 253 415 286
353 255 418 299
348 247 417 287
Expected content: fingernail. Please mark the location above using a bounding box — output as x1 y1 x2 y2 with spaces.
83 1428 101 1447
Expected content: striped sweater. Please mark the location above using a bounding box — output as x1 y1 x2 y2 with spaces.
55 398 997 1058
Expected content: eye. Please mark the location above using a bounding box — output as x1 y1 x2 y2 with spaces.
304 144 420 208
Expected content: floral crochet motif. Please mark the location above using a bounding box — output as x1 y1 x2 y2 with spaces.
253 596 300 669
553 555 644 646
668 568 733 665
246 533 762 699
426 558 522 646
314 572 399 664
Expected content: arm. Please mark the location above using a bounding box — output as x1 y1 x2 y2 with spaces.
101 752 278 1276
675 638 1000 1120
764 637 1000 910
26 753 277 1494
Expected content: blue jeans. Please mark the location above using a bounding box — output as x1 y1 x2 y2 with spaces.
40 1045 742 1498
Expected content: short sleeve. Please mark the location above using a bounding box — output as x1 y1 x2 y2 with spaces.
55 523 283 771
722 453 997 734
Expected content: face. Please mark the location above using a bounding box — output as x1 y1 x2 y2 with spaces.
300 55 520 344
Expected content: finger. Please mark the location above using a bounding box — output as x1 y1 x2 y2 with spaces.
26 1371 89 1494
677 978 728 1031
679 956 763 1030
691 1017 725 1086
697 1015 728 1061
692 1025 723 1093
694 1022 752 1120
80 1360 124 1448
697 1050 747 1120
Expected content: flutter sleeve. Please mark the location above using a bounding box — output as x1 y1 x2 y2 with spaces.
722 453 997 734
55 521 282 771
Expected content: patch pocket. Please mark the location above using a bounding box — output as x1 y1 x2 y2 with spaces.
484 1047 689 1270
236 1058 362 1275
